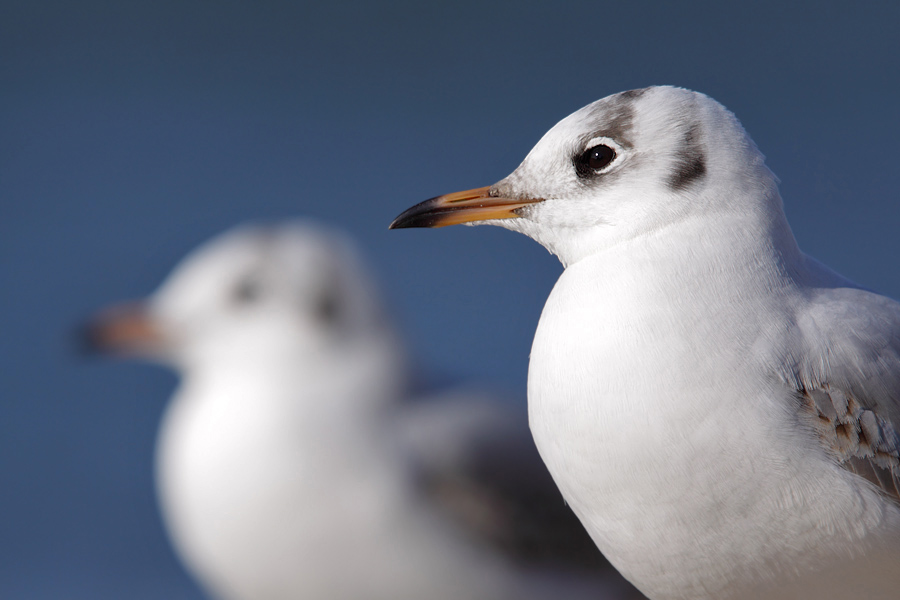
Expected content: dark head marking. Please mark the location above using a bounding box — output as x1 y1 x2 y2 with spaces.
570 91 646 184
668 122 707 191
596 95 636 148
574 90 640 171
577 88 647 151
618 87 650 101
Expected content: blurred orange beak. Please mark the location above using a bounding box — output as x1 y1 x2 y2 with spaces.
389 186 544 229
81 302 165 356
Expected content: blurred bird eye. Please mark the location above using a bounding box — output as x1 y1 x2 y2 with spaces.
315 288 342 325
233 278 262 304
575 144 616 178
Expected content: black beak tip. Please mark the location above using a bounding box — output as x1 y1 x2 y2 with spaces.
389 199 438 230
388 214 429 230
389 193 456 230
73 318 106 357
387 216 407 230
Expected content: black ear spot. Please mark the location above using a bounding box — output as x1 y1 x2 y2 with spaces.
668 123 706 191
574 144 616 179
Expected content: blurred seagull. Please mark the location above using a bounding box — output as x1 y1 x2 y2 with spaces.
84 221 640 600
391 86 900 599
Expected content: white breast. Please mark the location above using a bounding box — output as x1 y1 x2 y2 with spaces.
527 248 900 600
155 366 527 600
156 373 394 599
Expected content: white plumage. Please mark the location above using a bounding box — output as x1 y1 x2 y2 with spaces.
392 86 900 599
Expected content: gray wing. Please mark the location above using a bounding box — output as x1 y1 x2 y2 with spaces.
390 389 612 571
786 285 900 502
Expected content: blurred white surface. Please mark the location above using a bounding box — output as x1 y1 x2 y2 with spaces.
89 221 639 600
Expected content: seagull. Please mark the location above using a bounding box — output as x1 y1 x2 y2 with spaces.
84 221 641 600
390 86 900 600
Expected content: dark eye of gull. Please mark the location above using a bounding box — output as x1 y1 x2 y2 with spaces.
314 285 342 326
575 144 616 178
232 276 263 305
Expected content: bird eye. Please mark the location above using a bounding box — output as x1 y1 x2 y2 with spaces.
315 287 342 325
232 277 262 304
575 144 616 178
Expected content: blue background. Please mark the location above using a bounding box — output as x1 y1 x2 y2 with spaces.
2 1 899 597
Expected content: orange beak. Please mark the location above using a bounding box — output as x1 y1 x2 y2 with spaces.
389 186 544 229
81 302 166 356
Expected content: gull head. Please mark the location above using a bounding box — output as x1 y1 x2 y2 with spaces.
85 221 396 372
391 86 782 266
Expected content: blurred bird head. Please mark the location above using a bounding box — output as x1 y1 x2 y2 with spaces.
84 221 403 375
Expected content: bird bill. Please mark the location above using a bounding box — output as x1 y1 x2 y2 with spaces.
390 185 543 229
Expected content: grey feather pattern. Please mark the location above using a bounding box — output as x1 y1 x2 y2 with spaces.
390 393 617 570
786 275 900 504
798 385 900 501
